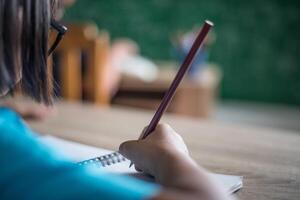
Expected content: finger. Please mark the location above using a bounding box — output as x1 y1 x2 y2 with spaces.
119 141 151 173
119 140 141 161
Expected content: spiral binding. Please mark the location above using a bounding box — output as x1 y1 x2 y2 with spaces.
77 151 127 167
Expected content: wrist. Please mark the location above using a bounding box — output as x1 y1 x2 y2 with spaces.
155 150 227 200
154 147 196 183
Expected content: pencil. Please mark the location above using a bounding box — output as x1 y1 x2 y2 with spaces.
129 20 214 167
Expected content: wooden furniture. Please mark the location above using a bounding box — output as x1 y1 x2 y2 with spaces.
114 65 221 118
28 102 300 200
53 23 110 105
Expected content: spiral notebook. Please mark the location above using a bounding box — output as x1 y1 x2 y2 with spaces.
41 135 243 194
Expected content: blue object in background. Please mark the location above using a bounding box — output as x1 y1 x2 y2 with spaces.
172 31 209 78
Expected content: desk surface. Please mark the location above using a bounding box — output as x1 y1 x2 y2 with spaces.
28 102 300 200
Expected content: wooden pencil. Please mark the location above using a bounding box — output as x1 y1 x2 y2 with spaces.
130 20 214 167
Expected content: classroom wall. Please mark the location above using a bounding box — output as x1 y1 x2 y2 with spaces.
64 0 300 105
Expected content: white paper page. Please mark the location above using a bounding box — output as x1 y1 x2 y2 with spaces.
40 135 137 174
40 135 243 193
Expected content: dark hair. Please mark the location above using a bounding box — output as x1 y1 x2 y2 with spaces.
0 0 58 104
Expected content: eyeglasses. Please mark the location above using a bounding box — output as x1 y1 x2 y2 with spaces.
48 19 68 56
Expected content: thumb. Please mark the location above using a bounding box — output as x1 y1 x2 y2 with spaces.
119 140 141 161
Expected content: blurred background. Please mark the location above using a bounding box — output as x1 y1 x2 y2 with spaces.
50 0 300 132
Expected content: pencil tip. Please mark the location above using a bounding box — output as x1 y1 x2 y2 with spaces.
129 162 133 168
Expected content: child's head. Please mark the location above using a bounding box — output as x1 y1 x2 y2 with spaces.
0 0 59 104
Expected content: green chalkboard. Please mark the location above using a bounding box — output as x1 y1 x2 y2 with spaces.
64 0 300 105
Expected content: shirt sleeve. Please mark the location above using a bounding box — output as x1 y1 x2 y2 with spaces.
0 107 160 200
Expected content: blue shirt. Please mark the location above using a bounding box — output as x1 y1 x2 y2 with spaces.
0 107 159 200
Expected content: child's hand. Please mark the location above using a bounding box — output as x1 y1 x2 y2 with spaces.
119 124 231 200
119 124 189 176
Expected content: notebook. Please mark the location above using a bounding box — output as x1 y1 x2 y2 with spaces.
40 135 243 194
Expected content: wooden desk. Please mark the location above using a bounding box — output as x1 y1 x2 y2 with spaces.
28 102 300 200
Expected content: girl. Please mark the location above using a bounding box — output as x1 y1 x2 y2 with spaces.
0 1 230 199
